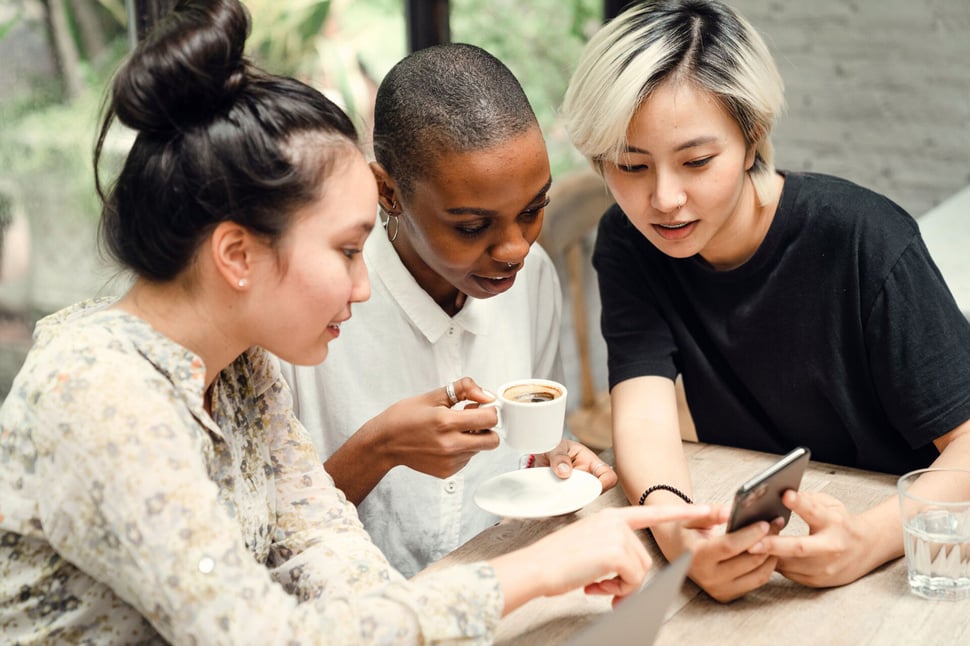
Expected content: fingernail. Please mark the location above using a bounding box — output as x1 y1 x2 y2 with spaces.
556 463 570 475
750 541 765 553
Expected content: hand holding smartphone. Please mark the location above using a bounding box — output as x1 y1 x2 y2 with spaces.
727 447 811 533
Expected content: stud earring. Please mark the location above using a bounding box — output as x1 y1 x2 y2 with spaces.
237 278 249 289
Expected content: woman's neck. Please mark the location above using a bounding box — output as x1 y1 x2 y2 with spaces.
390 233 466 316
702 172 784 271
114 279 243 390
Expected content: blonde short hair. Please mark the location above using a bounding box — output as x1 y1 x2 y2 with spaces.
562 0 785 205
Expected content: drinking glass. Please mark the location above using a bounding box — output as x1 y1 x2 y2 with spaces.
897 468 970 600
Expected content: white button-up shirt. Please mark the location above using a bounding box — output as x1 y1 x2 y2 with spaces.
282 227 563 577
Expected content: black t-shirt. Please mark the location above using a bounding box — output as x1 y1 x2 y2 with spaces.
593 171 970 474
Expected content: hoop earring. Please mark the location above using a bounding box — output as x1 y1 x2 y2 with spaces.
383 210 400 243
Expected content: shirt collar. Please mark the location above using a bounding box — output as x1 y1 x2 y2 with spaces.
365 222 492 342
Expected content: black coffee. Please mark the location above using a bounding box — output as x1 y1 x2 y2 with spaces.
503 383 562 403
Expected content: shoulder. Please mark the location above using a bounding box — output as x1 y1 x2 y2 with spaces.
25 300 144 382
5 303 195 446
781 172 925 297
784 171 918 239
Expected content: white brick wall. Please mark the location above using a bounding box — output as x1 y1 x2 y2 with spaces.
732 0 970 216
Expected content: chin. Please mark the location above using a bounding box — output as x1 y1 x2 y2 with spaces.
647 236 700 259
279 344 330 367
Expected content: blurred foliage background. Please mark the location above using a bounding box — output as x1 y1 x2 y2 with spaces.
0 0 600 231
0 0 605 397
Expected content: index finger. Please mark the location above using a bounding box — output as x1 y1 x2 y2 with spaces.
451 376 494 404
616 503 724 530
750 533 813 559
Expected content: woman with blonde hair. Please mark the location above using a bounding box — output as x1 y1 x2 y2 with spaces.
562 0 970 601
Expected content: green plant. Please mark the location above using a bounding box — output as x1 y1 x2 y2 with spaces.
451 0 602 176
245 0 332 77
0 5 24 43
94 0 128 27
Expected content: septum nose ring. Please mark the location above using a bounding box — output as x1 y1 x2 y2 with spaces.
506 262 514 269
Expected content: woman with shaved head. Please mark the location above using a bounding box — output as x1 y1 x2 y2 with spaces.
282 43 618 577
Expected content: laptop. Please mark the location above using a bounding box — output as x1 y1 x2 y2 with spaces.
564 551 692 646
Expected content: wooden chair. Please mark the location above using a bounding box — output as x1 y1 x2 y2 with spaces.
539 169 698 451
539 169 616 450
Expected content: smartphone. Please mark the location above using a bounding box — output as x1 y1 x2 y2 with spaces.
727 447 811 533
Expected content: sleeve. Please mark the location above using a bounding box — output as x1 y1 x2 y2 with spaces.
592 207 679 390
34 345 502 646
250 349 396 596
864 235 970 449
529 243 566 384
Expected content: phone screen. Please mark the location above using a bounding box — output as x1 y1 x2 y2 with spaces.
727 447 811 533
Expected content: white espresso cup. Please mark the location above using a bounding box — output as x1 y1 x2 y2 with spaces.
484 379 567 453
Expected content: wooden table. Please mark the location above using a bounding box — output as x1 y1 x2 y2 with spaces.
429 442 970 645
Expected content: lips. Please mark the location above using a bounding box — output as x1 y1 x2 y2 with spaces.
653 220 698 241
471 272 517 296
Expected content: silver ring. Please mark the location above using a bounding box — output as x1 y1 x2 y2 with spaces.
593 462 609 475
445 381 459 406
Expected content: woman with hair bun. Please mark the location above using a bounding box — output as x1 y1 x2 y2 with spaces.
0 1 721 643
562 0 970 601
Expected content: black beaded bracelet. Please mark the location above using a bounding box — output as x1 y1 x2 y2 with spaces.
638 484 693 506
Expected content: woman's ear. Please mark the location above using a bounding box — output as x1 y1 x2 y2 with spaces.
745 126 765 172
209 221 255 290
745 144 758 172
369 162 401 214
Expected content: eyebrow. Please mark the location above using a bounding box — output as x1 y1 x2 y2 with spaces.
445 177 553 217
624 135 720 155
346 221 375 235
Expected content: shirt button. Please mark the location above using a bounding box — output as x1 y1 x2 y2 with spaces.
198 556 216 574
448 326 455 336
444 480 457 494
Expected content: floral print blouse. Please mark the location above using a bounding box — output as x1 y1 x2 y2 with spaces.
0 299 503 645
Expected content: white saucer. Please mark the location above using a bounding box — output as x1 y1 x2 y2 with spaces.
474 467 603 518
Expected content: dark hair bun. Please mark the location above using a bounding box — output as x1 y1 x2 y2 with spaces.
111 0 250 134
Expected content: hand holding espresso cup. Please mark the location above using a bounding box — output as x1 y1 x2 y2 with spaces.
483 379 568 454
